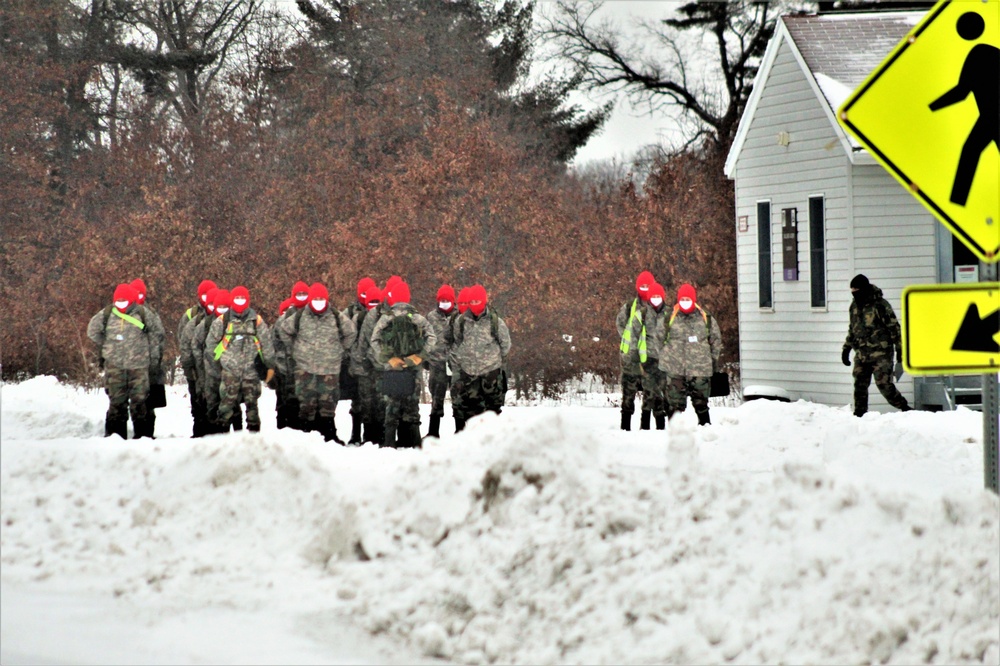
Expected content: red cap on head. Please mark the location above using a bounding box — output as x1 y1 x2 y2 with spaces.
279 297 294 316
113 283 136 311
386 282 411 306
457 287 471 314
468 284 488 317
130 279 147 305
230 286 250 314
204 287 219 313
636 271 655 300
437 284 455 303
198 280 217 304
364 286 382 309
308 283 329 313
356 277 375 303
291 281 310 306
677 283 697 313
213 289 231 313
649 283 666 303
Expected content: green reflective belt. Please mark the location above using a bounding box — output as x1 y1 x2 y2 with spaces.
112 309 145 330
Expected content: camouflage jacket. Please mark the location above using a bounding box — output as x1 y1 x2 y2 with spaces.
143 304 166 382
271 307 301 376
616 297 647 372
449 308 511 377
425 308 453 364
205 309 276 379
178 306 206 378
190 314 219 388
370 303 437 372
655 306 722 378
279 306 357 375
843 286 901 361
643 303 669 361
87 304 160 371
350 302 390 376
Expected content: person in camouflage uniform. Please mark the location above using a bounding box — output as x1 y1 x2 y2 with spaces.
343 277 375 443
640 283 670 430
447 284 511 432
279 282 357 442
370 281 436 448
424 283 455 439
272 281 311 430
178 279 217 436
842 274 912 416
205 285 275 433
350 285 390 445
87 283 164 439
131 279 165 437
655 283 722 426
192 288 234 433
616 270 655 430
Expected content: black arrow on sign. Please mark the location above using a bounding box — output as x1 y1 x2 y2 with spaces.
951 303 1000 353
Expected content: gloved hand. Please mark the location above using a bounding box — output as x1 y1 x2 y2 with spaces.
404 354 423 368
893 362 904 381
841 348 851 366
265 368 275 386
388 357 406 370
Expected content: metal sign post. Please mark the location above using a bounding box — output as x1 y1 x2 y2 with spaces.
983 262 999 493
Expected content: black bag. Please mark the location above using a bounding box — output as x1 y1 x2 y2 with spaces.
339 357 357 401
148 383 167 409
382 369 417 397
710 371 730 398
253 354 268 381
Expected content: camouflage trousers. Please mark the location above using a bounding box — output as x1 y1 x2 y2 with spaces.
663 375 711 419
218 370 262 431
640 360 668 418
203 372 222 423
105 367 149 431
853 355 909 415
274 370 300 429
383 382 422 428
295 370 340 424
451 368 504 422
357 372 387 428
427 361 450 418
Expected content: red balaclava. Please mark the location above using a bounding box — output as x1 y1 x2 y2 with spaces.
356 277 375 305
278 297 294 317
213 289 231 316
291 281 310 309
648 283 666 311
677 283 697 314
635 271 655 302
198 280 217 309
364 286 382 310
457 287 471 314
113 283 136 312
469 284 488 317
230 286 250 315
309 282 329 314
204 287 219 315
130 279 148 305
437 284 455 314
386 281 411 306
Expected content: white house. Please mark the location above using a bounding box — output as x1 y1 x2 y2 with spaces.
724 10 983 411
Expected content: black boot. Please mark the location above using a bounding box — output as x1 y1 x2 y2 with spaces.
640 411 651 430
324 417 344 444
427 414 441 439
455 417 466 433
407 423 423 449
349 413 363 445
106 414 128 439
620 412 631 431
383 424 397 448
697 411 711 426
655 414 666 430
231 411 243 432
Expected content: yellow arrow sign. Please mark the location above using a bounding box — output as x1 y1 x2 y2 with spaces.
838 0 1000 263
903 283 1000 374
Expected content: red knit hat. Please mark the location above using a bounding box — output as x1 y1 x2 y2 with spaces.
468 284 488 317
113 283 136 311
677 283 697 313
204 287 219 314
230 286 250 314
648 282 666 305
198 280 217 305
437 284 455 304
386 281 411 306
130 279 147 305
635 271 655 300
364 286 382 309
309 283 329 313
356 277 375 303
457 287 471 314
385 275 402 293
291 281 310 307
278 297 294 316
213 289 231 313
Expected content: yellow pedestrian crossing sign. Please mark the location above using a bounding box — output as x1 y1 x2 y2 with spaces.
902 283 1000 374
838 0 1000 263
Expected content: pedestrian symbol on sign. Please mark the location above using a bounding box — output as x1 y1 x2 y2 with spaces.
928 11 1000 207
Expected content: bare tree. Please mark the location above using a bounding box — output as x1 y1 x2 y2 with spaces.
538 0 785 155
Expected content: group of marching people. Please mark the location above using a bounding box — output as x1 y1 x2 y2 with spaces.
90 274 511 447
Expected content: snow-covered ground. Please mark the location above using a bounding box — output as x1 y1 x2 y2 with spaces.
2 376 998 665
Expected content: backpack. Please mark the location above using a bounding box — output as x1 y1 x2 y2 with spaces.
454 308 502 348
381 312 423 359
